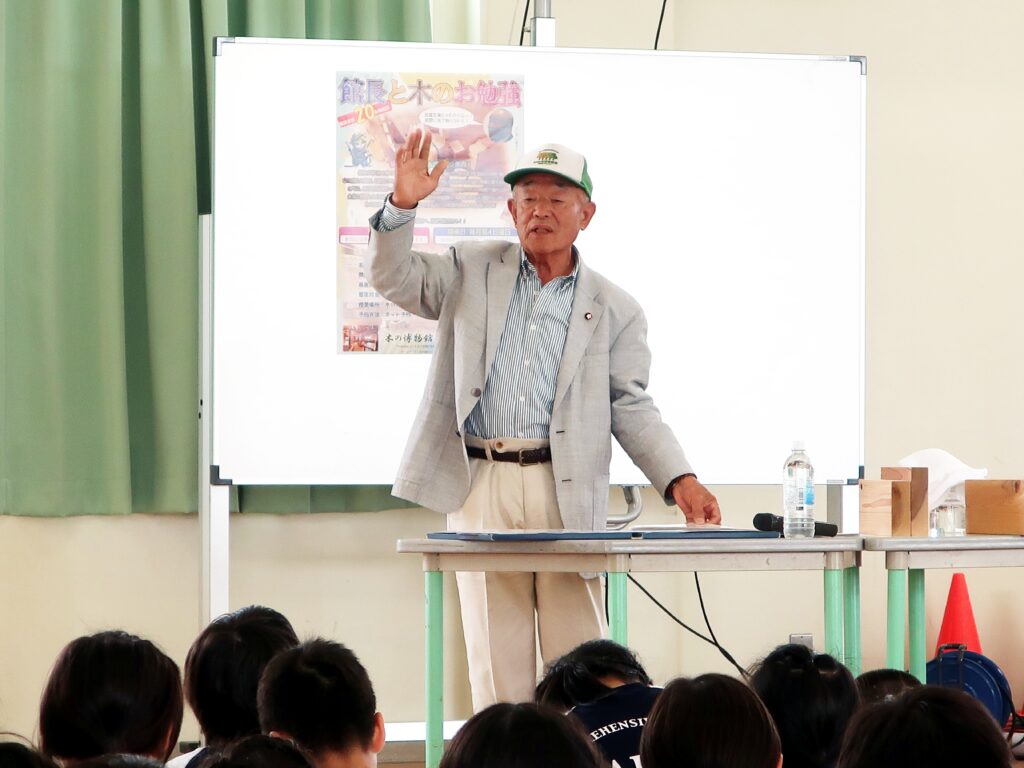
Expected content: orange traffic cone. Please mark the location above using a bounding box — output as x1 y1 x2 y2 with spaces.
934 572 982 656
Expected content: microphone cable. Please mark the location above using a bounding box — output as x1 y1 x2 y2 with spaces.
626 573 749 679
654 0 669 50
519 0 532 45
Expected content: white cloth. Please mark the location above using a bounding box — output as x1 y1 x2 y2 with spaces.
899 448 987 510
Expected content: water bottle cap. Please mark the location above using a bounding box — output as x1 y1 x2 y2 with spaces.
793 440 805 451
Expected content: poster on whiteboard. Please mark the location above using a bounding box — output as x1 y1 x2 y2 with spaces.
335 71 525 354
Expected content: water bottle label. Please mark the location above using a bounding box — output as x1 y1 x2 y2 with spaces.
805 485 815 506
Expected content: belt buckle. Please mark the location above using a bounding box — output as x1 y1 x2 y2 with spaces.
518 449 539 466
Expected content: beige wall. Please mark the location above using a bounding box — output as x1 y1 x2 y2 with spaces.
4 0 1024 745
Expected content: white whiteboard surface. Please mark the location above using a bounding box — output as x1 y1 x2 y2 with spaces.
213 38 864 486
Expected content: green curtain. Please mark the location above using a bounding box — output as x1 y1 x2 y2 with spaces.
1 0 430 516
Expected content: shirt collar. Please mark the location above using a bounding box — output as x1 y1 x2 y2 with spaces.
519 246 580 283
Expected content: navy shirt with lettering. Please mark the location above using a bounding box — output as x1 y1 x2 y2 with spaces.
569 683 662 768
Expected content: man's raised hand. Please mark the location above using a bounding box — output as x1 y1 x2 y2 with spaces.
391 128 448 210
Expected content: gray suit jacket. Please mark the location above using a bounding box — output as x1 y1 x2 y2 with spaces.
367 218 693 531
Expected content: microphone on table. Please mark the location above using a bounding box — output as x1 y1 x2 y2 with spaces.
752 513 838 538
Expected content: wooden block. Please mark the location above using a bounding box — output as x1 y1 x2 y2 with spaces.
860 480 893 536
882 467 929 536
966 479 1024 534
889 480 912 536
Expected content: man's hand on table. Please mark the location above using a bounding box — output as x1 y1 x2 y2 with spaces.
670 474 722 524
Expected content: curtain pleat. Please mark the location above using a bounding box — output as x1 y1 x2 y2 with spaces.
1 0 432 516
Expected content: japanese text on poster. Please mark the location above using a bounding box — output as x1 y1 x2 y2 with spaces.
336 72 524 353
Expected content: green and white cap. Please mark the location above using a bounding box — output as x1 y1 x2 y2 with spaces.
503 143 593 199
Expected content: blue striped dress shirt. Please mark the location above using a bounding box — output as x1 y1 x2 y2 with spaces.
374 197 577 439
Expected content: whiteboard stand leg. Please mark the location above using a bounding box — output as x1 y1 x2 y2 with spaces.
199 212 228 624
202 483 231 624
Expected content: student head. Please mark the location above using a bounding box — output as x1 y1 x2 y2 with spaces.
38 630 183 763
203 735 315 768
836 685 1012 768
185 605 299 746
438 703 603 768
749 643 859 768
536 639 653 710
257 639 384 768
855 668 921 705
74 757 165 768
640 673 781 768
0 741 59 768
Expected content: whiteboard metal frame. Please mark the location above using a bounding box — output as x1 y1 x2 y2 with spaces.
203 35 868 620
211 38 866 487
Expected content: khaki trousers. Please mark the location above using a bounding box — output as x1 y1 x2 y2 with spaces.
450 436 606 711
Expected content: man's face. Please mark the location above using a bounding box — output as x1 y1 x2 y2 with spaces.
507 173 596 259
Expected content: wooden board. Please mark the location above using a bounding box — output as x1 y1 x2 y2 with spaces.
890 480 912 536
882 467 929 536
860 480 894 536
966 479 1024 534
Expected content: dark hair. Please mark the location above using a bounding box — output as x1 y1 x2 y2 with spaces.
0 742 59 768
202 735 314 768
39 631 183 762
536 639 653 710
640 673 781 768
749 643 859 768
185 606 299 745
257 639 376 756
836 685 1012 768
438 703 604 768
855 668 921 705
74 756 165 768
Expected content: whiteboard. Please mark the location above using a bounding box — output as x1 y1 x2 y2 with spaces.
212 38 864 486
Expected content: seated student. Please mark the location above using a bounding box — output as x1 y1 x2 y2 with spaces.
836 685 1012 768
640 674 782 768
854 668 921 705
438 703 603 768
749 643 859 768
172 606 300 768
202 735 314 768
38 630 183 764
536 640 659 768
257 639 385 768
0 741 59 768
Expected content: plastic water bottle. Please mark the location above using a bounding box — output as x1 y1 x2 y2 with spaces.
783 441 815 538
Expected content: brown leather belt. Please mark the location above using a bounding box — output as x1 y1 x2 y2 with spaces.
466 445 552 466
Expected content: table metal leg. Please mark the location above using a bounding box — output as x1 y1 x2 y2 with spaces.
824 568 844 659
607 571 628 645
425 570 443 768
908 568 927 682
843 565 861 676
886 568 907 669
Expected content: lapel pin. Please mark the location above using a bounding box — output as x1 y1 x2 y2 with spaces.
584 312 593 320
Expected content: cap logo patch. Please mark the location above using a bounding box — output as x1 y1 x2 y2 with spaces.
535 149 559 165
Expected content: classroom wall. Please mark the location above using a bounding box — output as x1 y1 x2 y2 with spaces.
3 0 1023 743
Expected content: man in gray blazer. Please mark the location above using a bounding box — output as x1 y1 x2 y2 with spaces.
368 130 720 710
